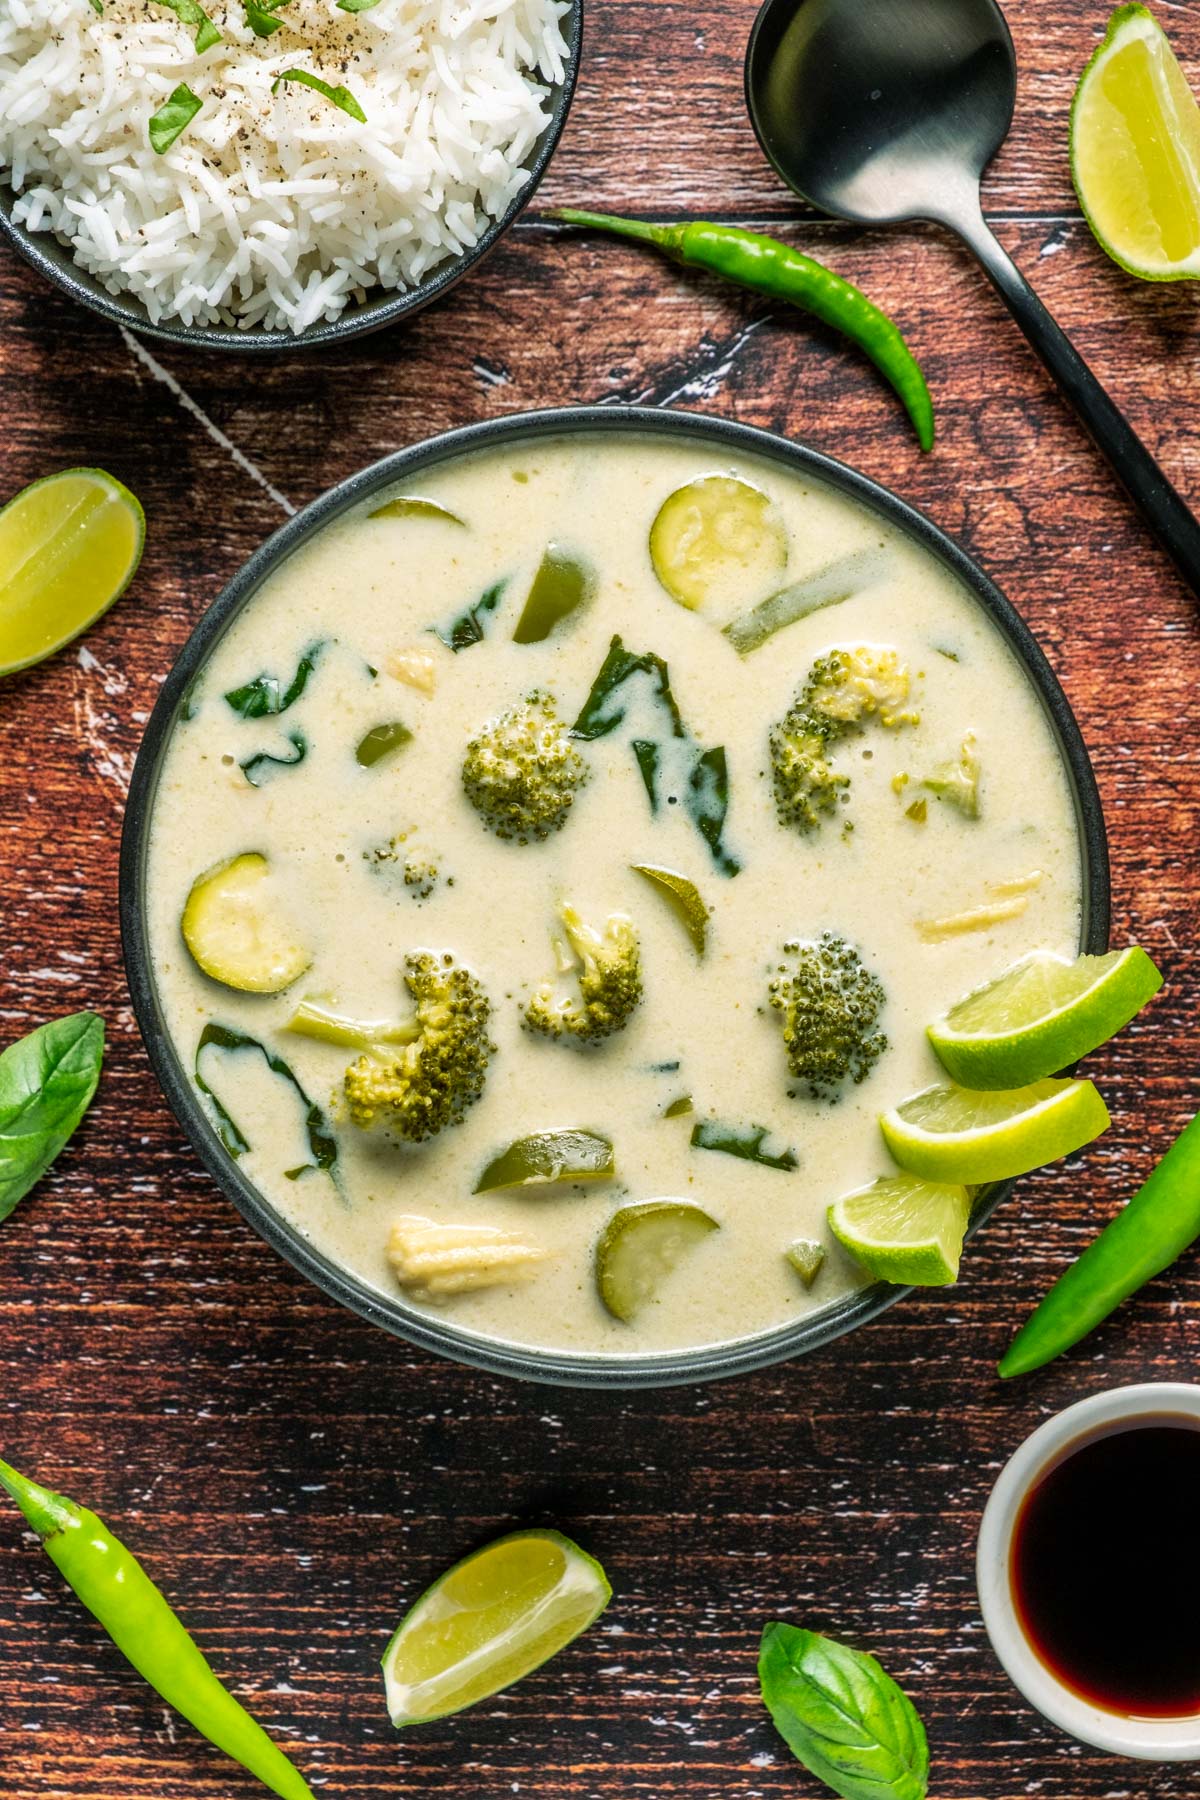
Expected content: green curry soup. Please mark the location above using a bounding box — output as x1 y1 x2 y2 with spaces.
145 435 1082 1356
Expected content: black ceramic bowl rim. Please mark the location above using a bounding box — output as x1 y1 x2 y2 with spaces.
0 4 580 354
120 405 1111 1388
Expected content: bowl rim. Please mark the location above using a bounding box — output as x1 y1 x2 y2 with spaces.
0 2 581 354
119 403 1111 1388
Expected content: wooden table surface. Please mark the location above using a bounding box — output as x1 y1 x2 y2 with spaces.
2 0 1199 1794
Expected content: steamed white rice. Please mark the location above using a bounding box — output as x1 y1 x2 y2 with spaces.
0 0 569 333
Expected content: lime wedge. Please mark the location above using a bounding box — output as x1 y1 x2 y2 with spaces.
382 1529 611 1727
829 1174 972 1285
0 469 145 676
1071 3 1200 278
880 1078 1110 1184
928 946 1162 1088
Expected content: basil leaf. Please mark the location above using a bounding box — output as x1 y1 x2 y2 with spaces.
272 69 367 122
88 0 103 12
153 0 221 51
431 580 507 652
149 83 202 154
225 640 324 718
687 743 739 876
240 729 307 788
570 636 685 743
759 1623 929 1800
691 1119 797 1171
195 1023 338 1183
572 636 740 876
632 738 659 807
337 0 383 11
0 1014 104 1223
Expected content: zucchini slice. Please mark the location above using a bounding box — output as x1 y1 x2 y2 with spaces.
649 475 787 612
595 1199 719 1323
182 853 311 994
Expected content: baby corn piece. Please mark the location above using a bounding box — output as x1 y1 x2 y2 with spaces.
388 646 437 694
388 1216 548 1298
916 895 1029 942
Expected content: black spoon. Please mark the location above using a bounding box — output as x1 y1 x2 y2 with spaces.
745 0 1200 593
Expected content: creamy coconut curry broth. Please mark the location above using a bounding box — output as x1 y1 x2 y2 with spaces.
145 435 1083 1357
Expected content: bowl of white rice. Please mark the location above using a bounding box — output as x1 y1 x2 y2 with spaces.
0 0 580 349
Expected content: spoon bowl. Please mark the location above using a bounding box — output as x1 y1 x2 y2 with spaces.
746 0 1016 225
745 0 1200 595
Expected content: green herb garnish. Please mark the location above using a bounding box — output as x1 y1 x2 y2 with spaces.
88 0 103 12
245 0 290 35
195 1022 338 1183
225 641 324 719
337 0 384 12
431 580 507 652
759 1622 928 1800
154 0 221 51
0 1014 104 1224
148 84 203 154
690 1119 797 1171
240 730 307 788
272 69 367 121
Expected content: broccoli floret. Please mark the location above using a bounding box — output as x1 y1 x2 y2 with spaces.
804 646 916 728
768 932 888 1101
462 690 589 843
768 646 916 835
768 706 850 832
344 951 493 1141
524 903 643 1045
363 834 447 901
402 854 442 900
922 732 981 819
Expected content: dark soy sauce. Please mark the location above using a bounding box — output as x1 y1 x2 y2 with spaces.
1011 1416 1200 1718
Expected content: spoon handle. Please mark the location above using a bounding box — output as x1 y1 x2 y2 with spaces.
952 204 1200 596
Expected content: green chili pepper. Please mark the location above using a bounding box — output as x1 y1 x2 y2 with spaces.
512 546 594 643
552 209 935 452
999 1108 1200 1377
355 720 413 767
0 1461 314 1800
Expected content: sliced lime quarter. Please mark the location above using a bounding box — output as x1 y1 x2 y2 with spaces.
880 1078 1110 1184
1071 3 1200 278
829 1173 972 1286
0 468 144 676
928 946 1162 1088
382 1529 611 1727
